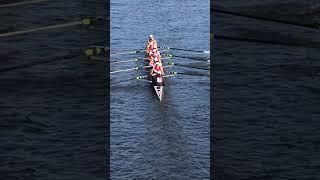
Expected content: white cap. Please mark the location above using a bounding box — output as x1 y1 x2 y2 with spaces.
149 34 153 38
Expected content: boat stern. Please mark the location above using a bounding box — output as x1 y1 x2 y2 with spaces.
154 86 163 101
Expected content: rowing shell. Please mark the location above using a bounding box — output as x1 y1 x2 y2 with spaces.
154 85 163 101
145 48 164 101
146 61 164 101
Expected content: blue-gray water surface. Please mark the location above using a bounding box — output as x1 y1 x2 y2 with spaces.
110 0 210 179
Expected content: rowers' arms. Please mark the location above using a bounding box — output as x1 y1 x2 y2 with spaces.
146 43 149 51
148 60 154 67
161 66 165 75
150 68 155 76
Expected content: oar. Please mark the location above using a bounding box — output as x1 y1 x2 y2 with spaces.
136 79 152 83
164 71 178 78
110 62 174 74
177 72 210 77
110 67 140 74
110 58 146 64
159 47 210 53
111 50 146 56
90 56 167 63
111 77 140 85
136 72 178 80
0 17 104 38
173 62 209 70
89 45 171 56
110 49 170 56
0 0 50 8
162 54 209 62
112 71 177 85
110 57 172 64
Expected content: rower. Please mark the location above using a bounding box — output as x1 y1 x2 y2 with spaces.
151 62 165 86
148 55 155 67
154 55 162 65
147 49 156 61
149 51 162 66
149 44 159 53
154 50 162 63
150 62 165 76
147 44 155 56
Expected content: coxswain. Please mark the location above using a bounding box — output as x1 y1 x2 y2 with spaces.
146 35 158 53
148 35 158 47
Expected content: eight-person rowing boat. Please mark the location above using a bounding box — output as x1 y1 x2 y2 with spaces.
103 34 208 101
145 35 165 101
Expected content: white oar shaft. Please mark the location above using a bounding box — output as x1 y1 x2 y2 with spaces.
138 79 152 83
0 0 50 8
110 50 145 56
111 52 136 55
0 21 82 38
160 47 210 53
110 63 173 74
110 67 138 74
110 57 171 64
163 74 176 78
96 46 169 56
110 58 142 64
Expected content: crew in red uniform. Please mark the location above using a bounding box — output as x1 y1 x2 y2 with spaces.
150 62 164 76
153 50 162 63
148 50 163 67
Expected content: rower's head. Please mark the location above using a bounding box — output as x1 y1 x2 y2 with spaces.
149 34 154 40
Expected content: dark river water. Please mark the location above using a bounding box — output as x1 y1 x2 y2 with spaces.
0 1 108 179
212 1 320 179
110 0 210 179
